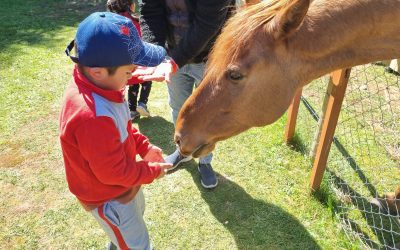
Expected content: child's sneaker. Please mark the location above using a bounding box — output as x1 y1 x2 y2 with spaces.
137 102 150 117
130 110 140 120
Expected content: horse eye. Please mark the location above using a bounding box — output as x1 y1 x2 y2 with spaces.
227 69 243 81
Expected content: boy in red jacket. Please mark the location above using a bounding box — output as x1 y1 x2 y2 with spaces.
61 12 171 249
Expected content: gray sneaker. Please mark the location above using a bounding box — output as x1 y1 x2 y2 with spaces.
137 102 150 117
130 110 140 120
198 163 218 189
164 149 192 171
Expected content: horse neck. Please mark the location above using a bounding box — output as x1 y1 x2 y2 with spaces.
291 0 400 86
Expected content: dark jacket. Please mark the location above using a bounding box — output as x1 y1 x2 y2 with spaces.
140 0 235 67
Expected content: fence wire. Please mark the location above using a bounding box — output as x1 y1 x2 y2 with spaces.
295 63 400 249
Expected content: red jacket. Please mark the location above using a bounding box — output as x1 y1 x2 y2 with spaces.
59 66 161 206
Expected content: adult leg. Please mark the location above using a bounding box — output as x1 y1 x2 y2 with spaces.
190 63 213 165
165 65 196 168
168 65 195 125
189 63 217 188
167 63 217 188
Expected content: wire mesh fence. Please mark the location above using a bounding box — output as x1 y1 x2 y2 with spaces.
293 62 400 249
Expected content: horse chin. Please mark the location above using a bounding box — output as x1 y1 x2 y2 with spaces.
191 143 216 158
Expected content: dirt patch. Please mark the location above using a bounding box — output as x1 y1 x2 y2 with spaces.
0 143 26 168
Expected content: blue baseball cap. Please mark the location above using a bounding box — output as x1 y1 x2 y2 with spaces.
65 12 166 67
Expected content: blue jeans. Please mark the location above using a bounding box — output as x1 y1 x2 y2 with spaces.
168 62 213 164
91 189 152 250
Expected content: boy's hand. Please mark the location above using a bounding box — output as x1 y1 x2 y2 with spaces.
143 145 164 162
148 162 173 179
132 58 177 83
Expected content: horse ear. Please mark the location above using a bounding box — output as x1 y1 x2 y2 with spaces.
245 0 261 5
269 0 310 40
395 186 400 199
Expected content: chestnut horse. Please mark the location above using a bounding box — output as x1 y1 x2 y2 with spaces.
174 0 400 158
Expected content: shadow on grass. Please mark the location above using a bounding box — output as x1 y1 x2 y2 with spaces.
136 116 176 155
286 133 310 155
314 170 400 249
0 0 105 66
289 130 379 196
178 162 321 249
288 125 400 248
331 138 378 197
137 116 321 248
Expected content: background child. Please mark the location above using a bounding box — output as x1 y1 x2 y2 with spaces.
61 12 171 249
107 0 152 120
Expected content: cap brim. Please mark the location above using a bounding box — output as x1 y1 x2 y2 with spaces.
133 42 166 67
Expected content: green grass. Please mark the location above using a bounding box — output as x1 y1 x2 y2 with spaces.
0 0 368 249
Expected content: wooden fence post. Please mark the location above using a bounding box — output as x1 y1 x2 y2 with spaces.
310 68 351 191
284 88 303 143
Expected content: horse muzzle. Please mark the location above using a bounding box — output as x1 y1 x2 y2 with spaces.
191 143 216 158
174 133 215 158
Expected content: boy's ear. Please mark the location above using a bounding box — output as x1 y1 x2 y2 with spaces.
269 0 310 40
87 67 108 81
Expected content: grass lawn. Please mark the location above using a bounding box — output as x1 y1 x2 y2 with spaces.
0 0 363 249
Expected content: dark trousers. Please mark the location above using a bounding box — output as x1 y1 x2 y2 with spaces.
128 81 152 111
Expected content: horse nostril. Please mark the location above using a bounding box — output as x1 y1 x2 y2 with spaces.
174 134 181 146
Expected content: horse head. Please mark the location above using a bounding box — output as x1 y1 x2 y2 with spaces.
175 0 400 157
175 0 311 157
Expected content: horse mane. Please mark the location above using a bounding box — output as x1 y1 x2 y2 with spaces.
206 0 289 81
